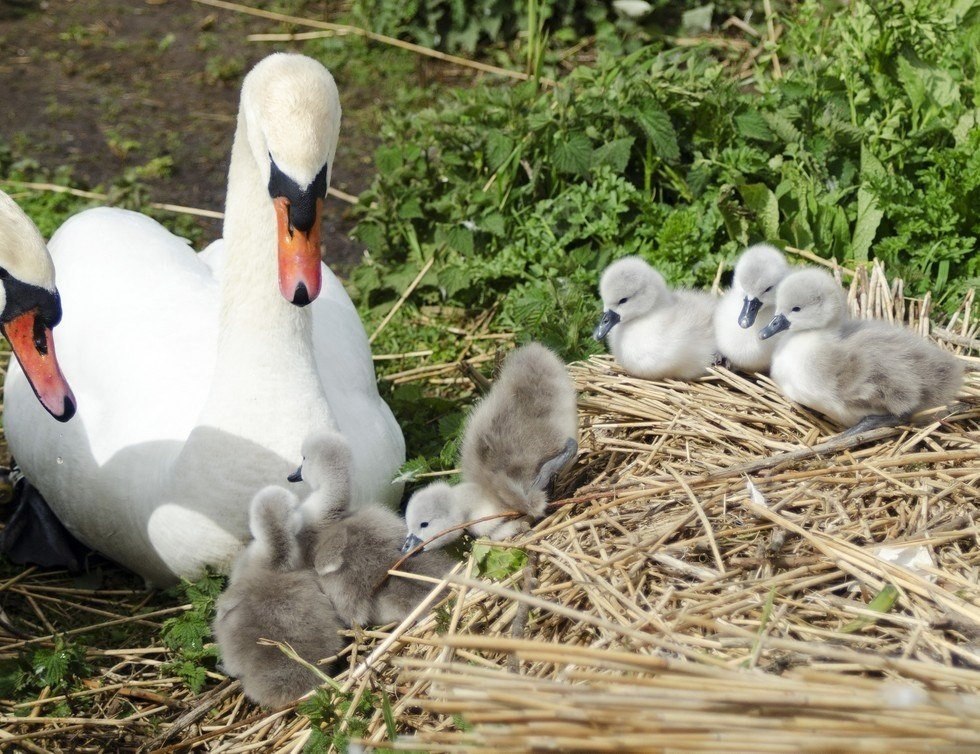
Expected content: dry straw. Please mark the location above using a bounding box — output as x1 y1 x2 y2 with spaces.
1 260 978 752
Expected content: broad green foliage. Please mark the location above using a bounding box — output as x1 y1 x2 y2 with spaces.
161 569 225 693
0 637 91 699
472 543 528 580
353 0 980 379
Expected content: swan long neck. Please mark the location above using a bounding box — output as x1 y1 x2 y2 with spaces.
200 113 332 442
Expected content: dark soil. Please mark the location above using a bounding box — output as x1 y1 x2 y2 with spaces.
0 0 400 270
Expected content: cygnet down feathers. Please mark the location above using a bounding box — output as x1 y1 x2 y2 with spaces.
403 342 578 552
759 267 965 434
594 256 717 379
292 431 453 626
213 487 343 707
713 243 790 373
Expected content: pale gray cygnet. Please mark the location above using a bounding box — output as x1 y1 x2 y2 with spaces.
759 267 965 434
713 243 790 372
213 486 343 707
291 431 453 626
403 343 578 552
594 256 717 379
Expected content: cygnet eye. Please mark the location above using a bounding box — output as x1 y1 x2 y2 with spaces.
420 521 429 529
763 285 773 293
791 306 801 312
618 297 629 305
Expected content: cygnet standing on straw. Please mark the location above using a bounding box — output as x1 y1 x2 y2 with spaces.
714 243 790 373
403 343 578 552
594 256 717 379
291 431 453 626
213 487 343 707
759 267 965 434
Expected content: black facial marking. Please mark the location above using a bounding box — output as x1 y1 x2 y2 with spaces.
268 156 329 233
0 272 63 328
32 314 47 355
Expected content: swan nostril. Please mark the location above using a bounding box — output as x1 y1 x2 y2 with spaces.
292 283 311 307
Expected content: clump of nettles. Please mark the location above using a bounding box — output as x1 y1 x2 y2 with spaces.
161 569 225 693
0 636 91 707
350 0 980 373
301 686 406 754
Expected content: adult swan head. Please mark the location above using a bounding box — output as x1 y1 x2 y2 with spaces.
233 54 340 305
2 54 405 586
0 191 75 421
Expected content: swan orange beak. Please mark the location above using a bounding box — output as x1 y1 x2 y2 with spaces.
274 196 323 306
2 308 76 422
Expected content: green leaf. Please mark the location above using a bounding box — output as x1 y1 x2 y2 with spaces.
591 136 635 174
840 585 900 634
472 544 528 581
735 110 775 142
738 183 780 240
375 146 404 176
485 130 516 171
446 226 474 256
629 104 680 162
852 145 885 263
552 133 593 175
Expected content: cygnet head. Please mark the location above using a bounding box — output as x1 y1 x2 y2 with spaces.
289 430 352 490
593 257 669 340
733 243 790 328
0 190 75 422
240 486 301 575
236 53 342 306
759 268 846 340
402 482 465 553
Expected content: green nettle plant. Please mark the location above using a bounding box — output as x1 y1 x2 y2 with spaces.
351 0 980 374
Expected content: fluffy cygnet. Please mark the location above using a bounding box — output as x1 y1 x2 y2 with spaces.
213 487 343 708
291 431 453 626
713 243 790 372
759 268 965 433
594 256 717 379
403 343 578 552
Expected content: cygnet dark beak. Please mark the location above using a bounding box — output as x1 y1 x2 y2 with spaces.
592 309 621 340
401 533 424 554
287 465 303 483
738 296 764 328
759 313 790 340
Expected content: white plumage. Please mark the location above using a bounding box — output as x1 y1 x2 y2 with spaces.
2 54 405 585
594 256 717 380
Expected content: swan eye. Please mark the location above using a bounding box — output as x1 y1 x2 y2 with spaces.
420 521 429 529
791 306 801 312
763 286 773 293
618 297 629 306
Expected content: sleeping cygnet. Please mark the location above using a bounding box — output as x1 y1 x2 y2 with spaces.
594 256 717 379
212 487 343 708
403 342 578 552
291 430 453 626
759 267 965 434
713 243 790 372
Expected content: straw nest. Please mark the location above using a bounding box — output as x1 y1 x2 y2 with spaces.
1 261 978 753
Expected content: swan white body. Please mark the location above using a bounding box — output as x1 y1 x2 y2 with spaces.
714 243 790 373
595 257 716 380
3 55 404 585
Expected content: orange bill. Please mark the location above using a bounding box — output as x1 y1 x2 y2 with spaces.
2 308 76 422
274 196 323 306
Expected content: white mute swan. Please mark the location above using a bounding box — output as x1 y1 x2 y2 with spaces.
759 267 965 434
0 190 75 421
3 54 405 585
713 243 790 373
593 256 717 380
403 343 578 552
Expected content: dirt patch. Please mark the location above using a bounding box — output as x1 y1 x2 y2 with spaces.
0 0 393 270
